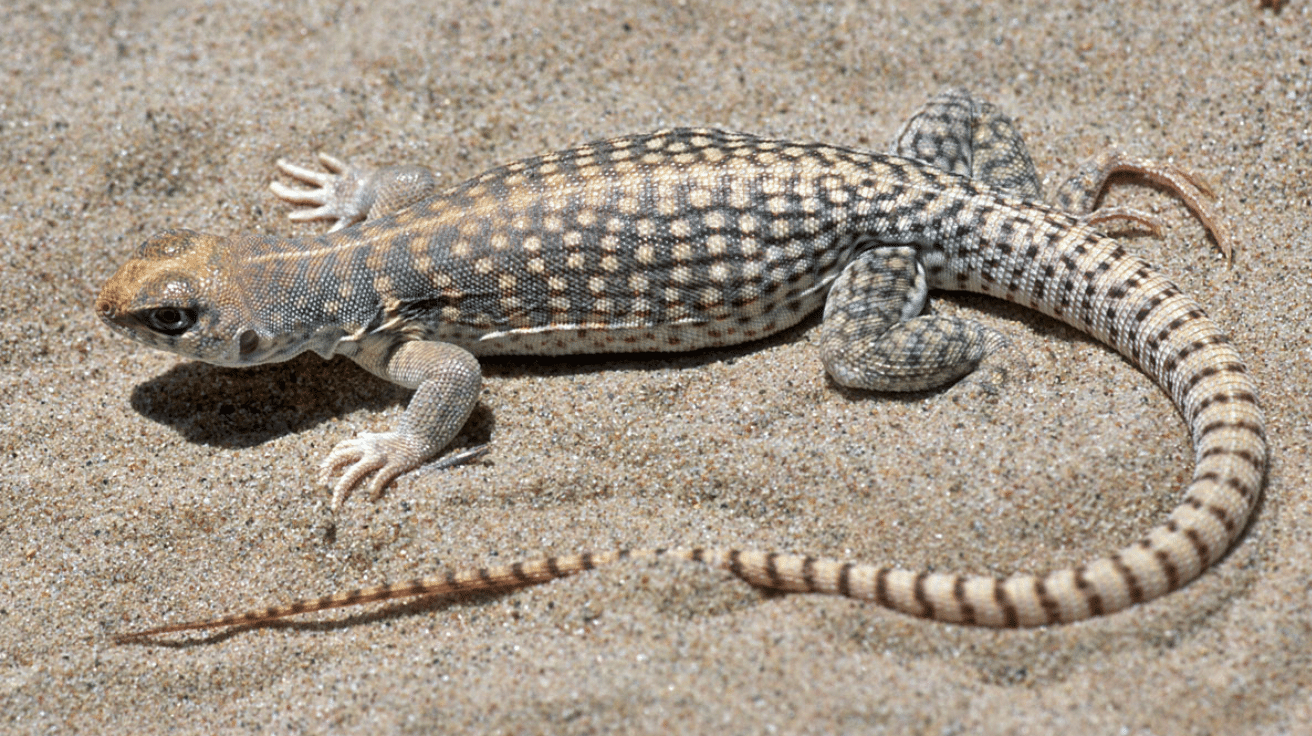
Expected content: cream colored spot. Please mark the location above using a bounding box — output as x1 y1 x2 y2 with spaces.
576 156 596 167
548 276 568 292
500 295 522 311
339 281 354 299
767 196 788 214
755 151 778 166
636 244 656 264
474 258 494 275
600 234 620 252
414 253 433 272
452 240 472 257
601 254 619 271
762 177 784 195
636 219 656 237
549 295 571 312
690 136 711 147
506 173 526 187
709 263 729 282
670 219 692 238
618 195 639 214
707 233 727 254
729 182 750 209
490 233 510 250
668 141 689 153
544 215 564 232
704 211 726 229
802 197 821 213
783 146 805 158
673 242 692 262
664 286 681 303
466 184 486 198
645 137 666 150
671 266 690 283
567 252 585 269
576 209 597 227
611 149 633 161
528 258 546 273
498 273 517 291
827 186 849 204
324 300 341 315
700 286 721 305
739 214 757 233
539 162 559 175
703 148 725 162
628 273 648 293
688 187 711 208
641 152 664 165
441 306 461 321
606 216 626 232
564 231 583 248
589 276 606 294
673 152 698 164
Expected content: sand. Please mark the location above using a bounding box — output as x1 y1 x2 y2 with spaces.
2 1 1309 733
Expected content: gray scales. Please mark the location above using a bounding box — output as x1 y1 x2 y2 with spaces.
96 89 1266 637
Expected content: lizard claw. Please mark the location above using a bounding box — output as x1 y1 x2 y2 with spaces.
319 431 421 511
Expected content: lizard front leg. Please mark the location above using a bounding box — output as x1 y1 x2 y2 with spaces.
321 338 482 511
271 153 441 231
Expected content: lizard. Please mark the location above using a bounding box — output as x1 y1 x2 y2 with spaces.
98 88 1266 638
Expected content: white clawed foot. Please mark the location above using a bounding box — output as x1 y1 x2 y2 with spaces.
270 153 373 232
319 431 424 512
318 433 491 512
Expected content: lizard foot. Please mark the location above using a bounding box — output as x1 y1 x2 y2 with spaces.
270 153 375 232
319 431 425 511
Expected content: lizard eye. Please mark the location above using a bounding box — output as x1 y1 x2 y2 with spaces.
142 307 198 336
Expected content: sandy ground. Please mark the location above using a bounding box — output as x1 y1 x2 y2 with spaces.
2 1 1309 733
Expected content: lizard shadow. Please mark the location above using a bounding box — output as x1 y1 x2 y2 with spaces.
128 352 405 450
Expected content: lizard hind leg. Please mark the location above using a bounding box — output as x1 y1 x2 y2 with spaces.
819 246 1008 393
891 87 1043 200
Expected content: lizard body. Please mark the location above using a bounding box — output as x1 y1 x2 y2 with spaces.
98 89 1266 637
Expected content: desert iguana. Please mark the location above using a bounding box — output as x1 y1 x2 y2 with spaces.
98 89 1266 637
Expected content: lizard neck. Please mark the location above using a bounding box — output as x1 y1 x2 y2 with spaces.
227 232 382 363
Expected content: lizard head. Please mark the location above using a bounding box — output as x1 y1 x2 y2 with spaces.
96 229 264 366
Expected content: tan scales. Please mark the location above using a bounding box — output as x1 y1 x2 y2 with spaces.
97 89 1266 638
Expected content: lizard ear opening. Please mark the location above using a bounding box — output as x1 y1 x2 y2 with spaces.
238 329 261 357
